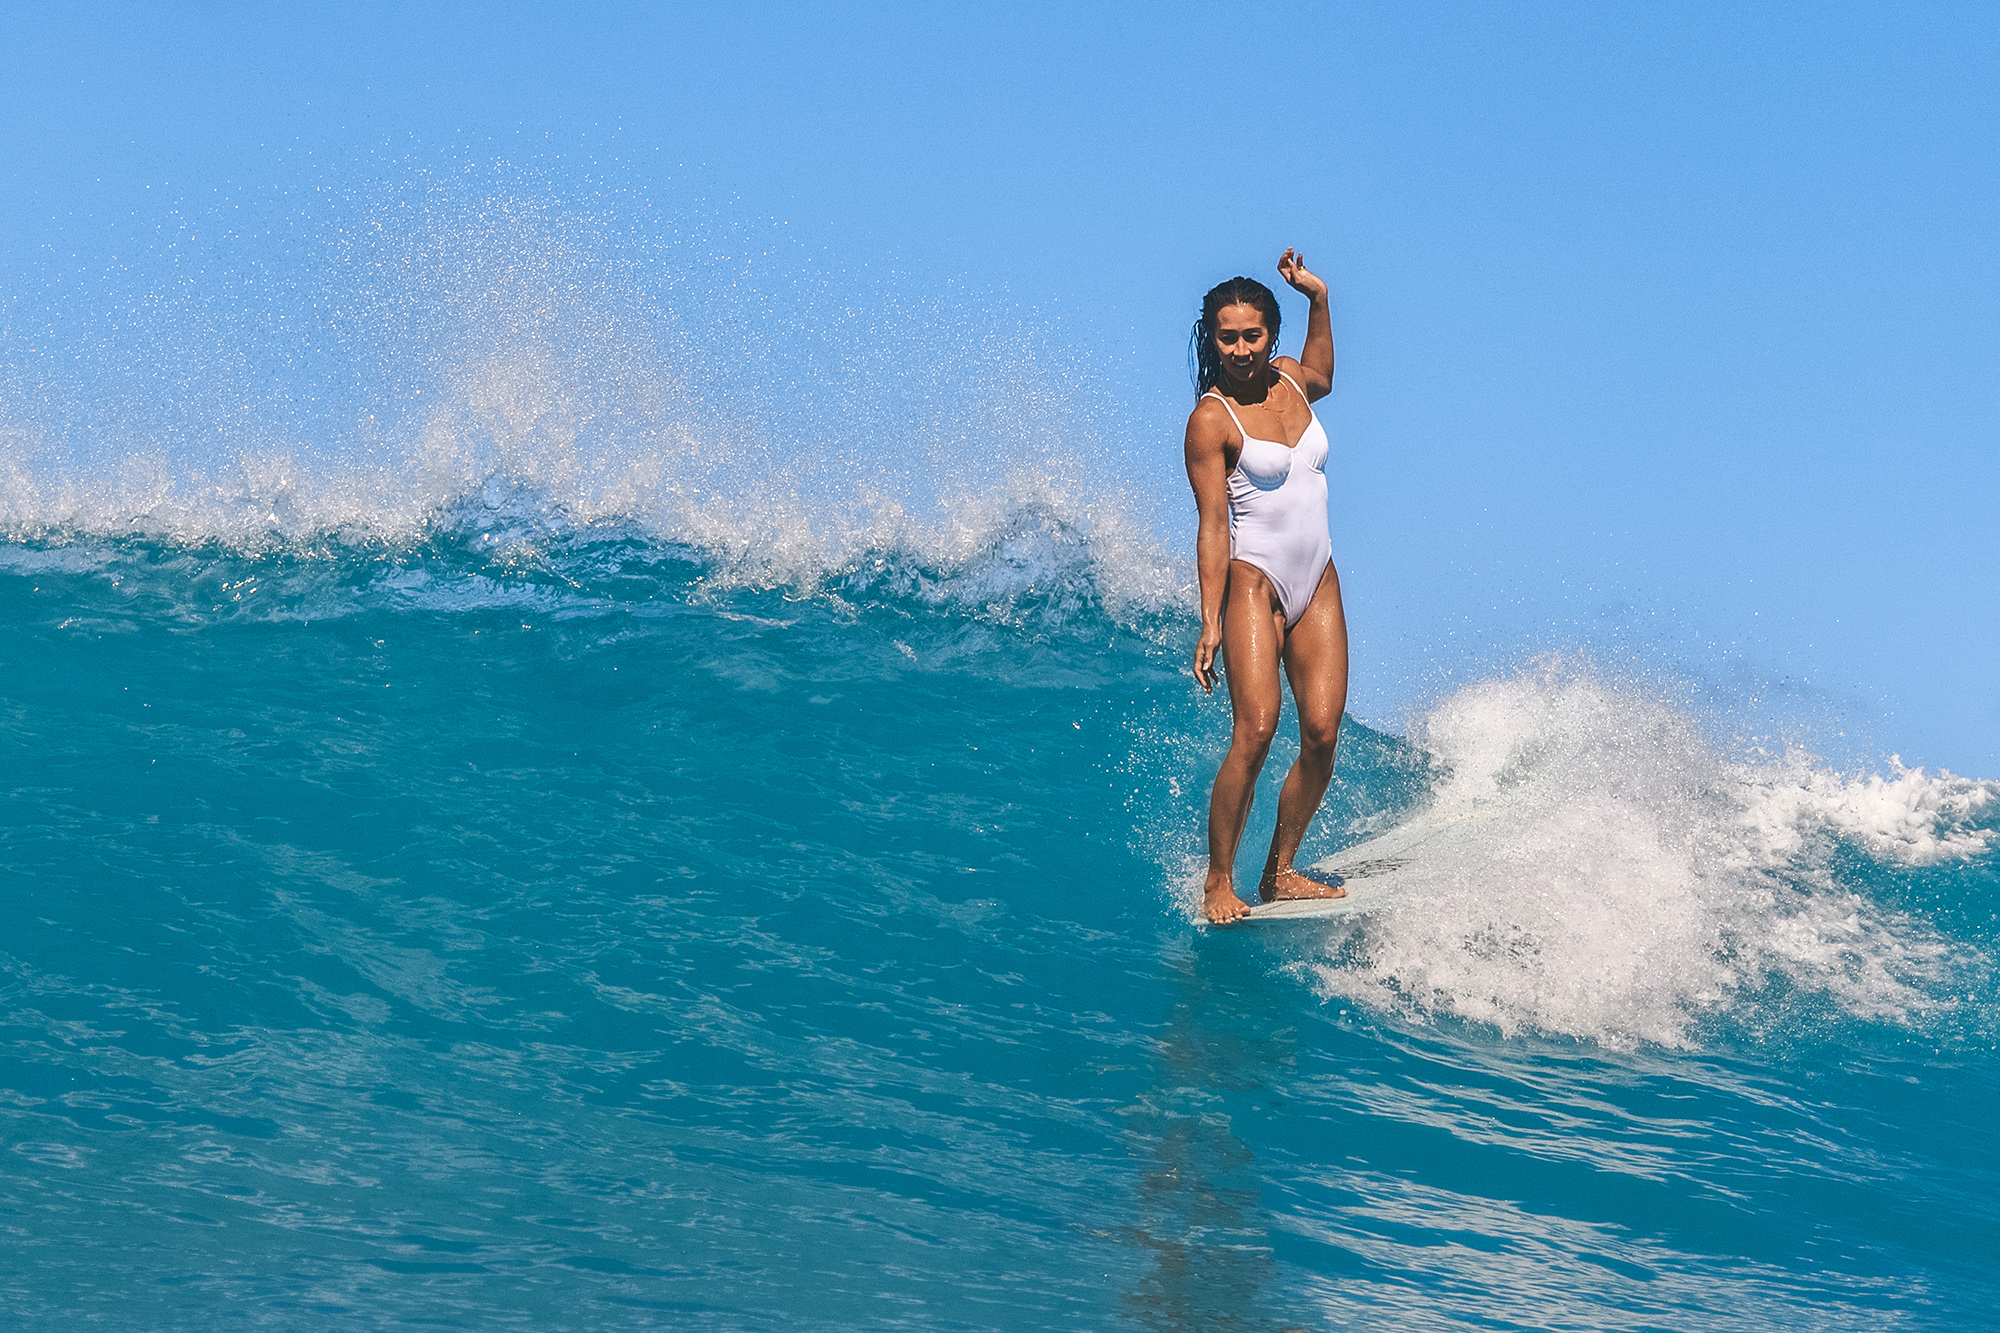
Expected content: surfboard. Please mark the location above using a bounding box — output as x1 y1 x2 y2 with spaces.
1207 802 1490 925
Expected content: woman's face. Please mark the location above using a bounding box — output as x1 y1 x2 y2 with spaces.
1212 303 1271 383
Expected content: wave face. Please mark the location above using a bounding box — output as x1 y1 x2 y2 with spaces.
3 183 1998 1330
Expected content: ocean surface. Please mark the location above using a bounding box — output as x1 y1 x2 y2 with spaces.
2 186 1996 1329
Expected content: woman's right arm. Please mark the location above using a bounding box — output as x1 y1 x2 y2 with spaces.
1184 402 1233 693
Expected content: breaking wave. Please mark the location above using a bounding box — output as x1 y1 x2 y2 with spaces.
1297 666 1997 1048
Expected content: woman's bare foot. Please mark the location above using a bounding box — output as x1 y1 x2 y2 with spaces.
1203 872 1251 924
1259 865 1346 903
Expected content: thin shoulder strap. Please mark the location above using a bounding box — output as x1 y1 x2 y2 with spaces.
1275 369 1307 404
1203 387 1249 433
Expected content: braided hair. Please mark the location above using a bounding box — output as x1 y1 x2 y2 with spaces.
1188 276 1283 397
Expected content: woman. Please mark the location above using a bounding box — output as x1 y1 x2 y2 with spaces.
1183 250 1349 924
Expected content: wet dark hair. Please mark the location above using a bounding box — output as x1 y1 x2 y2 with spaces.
1189 276 1283 396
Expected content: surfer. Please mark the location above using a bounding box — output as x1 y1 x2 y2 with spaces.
1184 251 1349 924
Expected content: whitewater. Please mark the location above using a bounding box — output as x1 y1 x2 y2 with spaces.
1 179 1995 1330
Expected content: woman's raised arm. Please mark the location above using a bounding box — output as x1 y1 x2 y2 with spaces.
1276 248 1333 401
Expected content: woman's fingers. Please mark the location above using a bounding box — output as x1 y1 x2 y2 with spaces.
1279 249 1311 291
1193 643 1217 693
1278 248 1324 296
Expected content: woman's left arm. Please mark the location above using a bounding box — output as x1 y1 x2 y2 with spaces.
1277 248 1333 401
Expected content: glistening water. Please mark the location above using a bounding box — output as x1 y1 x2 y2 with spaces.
1 177 1994 1330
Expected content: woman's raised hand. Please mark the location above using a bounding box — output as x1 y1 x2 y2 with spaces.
1277 248 1327 300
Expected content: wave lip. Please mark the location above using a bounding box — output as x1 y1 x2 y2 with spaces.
0 474 1193 641
1304 665 1997 1049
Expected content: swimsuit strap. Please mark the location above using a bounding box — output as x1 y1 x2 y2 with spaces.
1202 387 1249 435
1207 370 1308 439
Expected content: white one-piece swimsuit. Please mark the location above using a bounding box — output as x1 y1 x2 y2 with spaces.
1206 369 1331 627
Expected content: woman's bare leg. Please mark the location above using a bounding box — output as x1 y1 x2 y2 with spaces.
1202 562 1288 924
1259 562 1350 901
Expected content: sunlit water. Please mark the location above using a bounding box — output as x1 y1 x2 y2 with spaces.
2 176 1995 1330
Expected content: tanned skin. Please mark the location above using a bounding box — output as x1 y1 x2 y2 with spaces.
1183 249 1349 925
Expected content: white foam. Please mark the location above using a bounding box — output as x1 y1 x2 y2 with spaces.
1303 664 1995 1048
1732 752 1997 867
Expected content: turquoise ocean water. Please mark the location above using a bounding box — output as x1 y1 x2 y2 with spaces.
2 188 1995 1329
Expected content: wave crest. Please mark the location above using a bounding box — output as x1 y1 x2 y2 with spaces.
0 176 1192 624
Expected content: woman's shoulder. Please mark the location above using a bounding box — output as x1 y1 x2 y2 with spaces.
1186 390 1232 429
1184 392 1237 451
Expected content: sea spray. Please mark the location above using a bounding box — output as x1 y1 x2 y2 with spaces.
1 167 1163 576
1300 665 1996 1046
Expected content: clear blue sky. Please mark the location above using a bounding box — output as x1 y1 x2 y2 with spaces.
4 2 1995 773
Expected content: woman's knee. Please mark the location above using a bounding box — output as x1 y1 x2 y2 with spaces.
1299 712 1342 758
1231 710 1281 756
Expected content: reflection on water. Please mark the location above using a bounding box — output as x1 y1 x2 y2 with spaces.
1123 942 1309 1333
